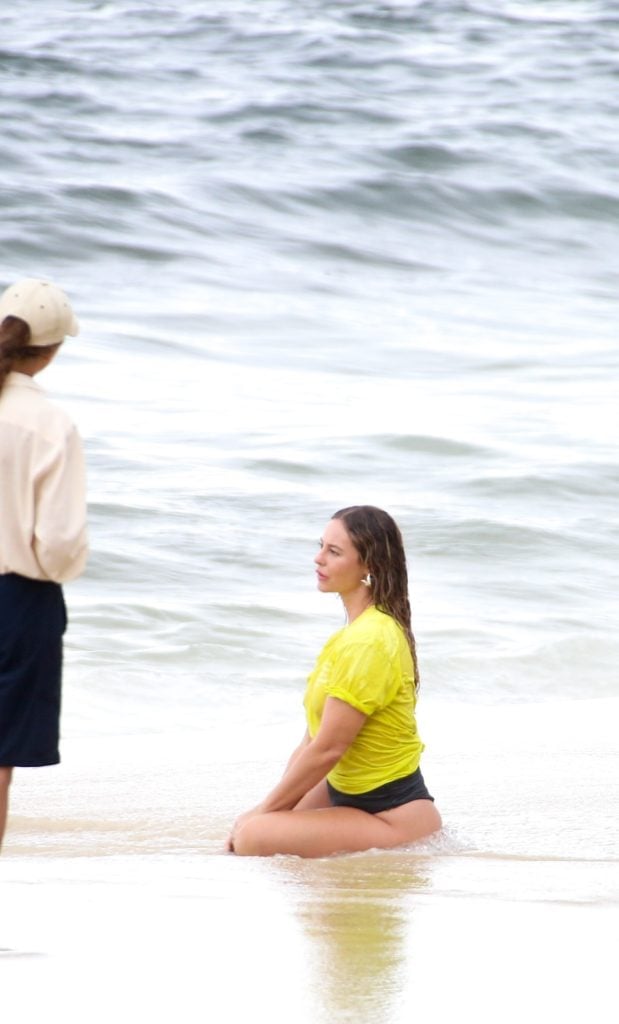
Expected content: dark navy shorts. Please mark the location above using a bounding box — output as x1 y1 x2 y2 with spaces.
327 767 434 814
0 573 67 767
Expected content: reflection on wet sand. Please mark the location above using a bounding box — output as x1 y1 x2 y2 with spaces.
274 851 432 1023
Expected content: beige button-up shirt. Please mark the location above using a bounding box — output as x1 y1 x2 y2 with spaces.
0 372 88 582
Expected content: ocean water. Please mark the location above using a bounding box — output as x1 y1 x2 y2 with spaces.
1 2 618 1021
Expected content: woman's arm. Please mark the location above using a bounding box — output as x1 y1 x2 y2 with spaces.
226 699 366 850
283 730 311 771
252 697 366 815
34 427 88 582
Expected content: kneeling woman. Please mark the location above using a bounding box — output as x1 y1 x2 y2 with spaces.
228 505 441 858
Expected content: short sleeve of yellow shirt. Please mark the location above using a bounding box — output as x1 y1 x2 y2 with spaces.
323 625 399 714
303 606 424 794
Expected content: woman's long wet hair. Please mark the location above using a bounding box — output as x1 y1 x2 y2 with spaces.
0 316 60 395
332 505 420 689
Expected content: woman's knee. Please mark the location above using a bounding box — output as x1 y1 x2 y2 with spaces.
232 815 273 857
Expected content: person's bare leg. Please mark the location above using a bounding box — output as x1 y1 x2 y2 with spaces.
233 798 441 858
0 767 13 851
225 779 331 852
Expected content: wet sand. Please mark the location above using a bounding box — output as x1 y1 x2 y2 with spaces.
2 699 617 1024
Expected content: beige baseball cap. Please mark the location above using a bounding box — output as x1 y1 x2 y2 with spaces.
0 277 79 346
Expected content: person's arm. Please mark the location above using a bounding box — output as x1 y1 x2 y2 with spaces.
33 427 88 582
225 729 314 850
283 730 311 771
247 697 366 816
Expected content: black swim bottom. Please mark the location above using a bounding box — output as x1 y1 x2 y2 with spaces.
326 768 434 814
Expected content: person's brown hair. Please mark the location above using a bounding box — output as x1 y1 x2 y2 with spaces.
0 316 60 395
332 505 420 689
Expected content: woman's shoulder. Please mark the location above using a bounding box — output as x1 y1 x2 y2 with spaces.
342 606 402 651
351 605 398 633
1 373 77 443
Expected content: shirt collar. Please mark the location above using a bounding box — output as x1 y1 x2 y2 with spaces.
6 371 44 393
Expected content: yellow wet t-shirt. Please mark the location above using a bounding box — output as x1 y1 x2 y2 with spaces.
303 606 424 794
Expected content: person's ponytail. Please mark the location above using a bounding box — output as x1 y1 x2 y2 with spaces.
0 316 61 396
0 316 31 395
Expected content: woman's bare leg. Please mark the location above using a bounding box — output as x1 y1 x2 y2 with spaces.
233 798 441 858
0 767 13 851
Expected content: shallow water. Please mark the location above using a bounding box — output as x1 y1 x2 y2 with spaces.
4 696 617 1022
2 849 616 1024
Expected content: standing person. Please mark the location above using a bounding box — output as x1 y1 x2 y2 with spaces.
0 278 87 851
228 505 441 858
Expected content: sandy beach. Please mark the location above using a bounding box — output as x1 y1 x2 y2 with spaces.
3 698 617 1024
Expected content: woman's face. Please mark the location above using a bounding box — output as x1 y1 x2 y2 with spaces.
314 518 368 597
